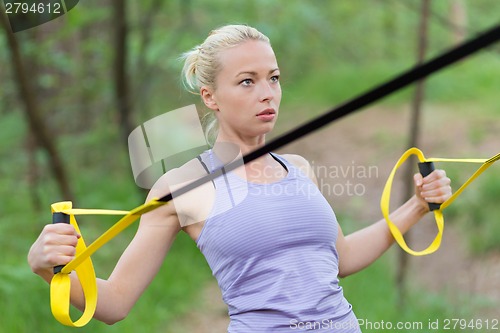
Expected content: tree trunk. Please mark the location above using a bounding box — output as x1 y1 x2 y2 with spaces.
0 9 74 202
113 0 133 146
26 133 42 210
132 0 164 116
450 0 467 45
396 0 430 309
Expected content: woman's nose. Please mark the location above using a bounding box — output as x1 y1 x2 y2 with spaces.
258 82 274 102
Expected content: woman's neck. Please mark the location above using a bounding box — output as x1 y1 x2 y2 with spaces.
212 133 283 180
214 132 266 156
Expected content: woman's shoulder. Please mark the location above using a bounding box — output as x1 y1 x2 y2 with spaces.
149 156 216 227
279 153 309 168
279 153 318 185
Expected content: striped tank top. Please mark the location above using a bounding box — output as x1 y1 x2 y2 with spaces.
196 150 361 332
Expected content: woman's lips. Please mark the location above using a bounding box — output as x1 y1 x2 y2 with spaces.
256 108 276 121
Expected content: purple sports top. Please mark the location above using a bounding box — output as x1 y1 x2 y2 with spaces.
195 150 361 332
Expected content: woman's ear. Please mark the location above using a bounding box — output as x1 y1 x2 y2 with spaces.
200 86 219 111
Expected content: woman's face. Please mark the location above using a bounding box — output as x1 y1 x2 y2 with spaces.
202 40 281 142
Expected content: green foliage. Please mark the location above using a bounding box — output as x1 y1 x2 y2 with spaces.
280 55 500 119
342 251 478 333
447 172 500 254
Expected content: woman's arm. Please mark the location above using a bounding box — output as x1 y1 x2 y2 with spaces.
336 170 451 278
28 182 181 325
284 154 451 279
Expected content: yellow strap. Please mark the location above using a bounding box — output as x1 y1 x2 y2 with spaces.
381 147 499 256
50 199 167 327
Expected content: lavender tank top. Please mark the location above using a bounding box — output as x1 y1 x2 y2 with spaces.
196 150 361 332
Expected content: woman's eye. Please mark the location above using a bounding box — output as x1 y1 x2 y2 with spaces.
241 79 253 86
270 75 280 83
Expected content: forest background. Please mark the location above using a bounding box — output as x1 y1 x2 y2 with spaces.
1 1 499 332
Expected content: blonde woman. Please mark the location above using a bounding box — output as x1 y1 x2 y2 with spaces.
28 25 452 332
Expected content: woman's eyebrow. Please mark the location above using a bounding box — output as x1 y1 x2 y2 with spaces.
235 68 280 77
235 71 257 77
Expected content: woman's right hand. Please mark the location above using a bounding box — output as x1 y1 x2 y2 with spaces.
28 223 80 279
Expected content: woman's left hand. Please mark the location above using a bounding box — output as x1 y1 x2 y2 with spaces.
413 169 452 211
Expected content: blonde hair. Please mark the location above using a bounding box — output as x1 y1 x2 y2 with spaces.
180 24 270 145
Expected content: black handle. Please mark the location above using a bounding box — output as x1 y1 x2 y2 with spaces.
418 162 441 211
52 212 70 274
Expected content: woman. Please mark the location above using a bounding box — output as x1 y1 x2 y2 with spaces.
28 25 452 332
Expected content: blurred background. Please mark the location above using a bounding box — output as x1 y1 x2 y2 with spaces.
1 0 499 332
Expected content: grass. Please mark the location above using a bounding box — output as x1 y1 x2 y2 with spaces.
343 256 436 332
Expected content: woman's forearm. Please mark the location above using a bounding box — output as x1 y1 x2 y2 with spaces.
338 195 428 277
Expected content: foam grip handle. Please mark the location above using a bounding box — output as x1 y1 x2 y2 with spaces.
418 162 441 211
52 212 70 274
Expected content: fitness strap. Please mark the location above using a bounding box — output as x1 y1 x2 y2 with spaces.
381 147 500 256
49 199 166 327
